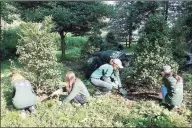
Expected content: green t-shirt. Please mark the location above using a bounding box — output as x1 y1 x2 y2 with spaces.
12 80 36 109
90 64 114 79
163 76 183 107
62 79 90 103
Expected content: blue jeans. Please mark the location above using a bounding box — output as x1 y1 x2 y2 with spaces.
161 85 167 102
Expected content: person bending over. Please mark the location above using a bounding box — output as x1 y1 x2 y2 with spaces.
160 65 183 111
11 73 36 118
90 59 126 95
58 72 90 105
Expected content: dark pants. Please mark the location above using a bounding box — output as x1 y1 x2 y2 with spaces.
20 105 35 113
73 95 86 105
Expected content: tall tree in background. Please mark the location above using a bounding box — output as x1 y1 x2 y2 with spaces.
0 1 16 23
110 1 159 47
13 1 112 59
163 1 169 21
182 2 192 43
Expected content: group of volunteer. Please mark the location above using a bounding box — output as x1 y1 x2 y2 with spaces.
10 49 185 118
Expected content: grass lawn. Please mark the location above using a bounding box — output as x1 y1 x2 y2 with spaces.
123 47 134 54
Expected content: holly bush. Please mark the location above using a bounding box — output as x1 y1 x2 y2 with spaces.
16 16 63 95
126 14 178 87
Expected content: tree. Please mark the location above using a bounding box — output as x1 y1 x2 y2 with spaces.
13 1 112 59
182 2 192 43
170 17 189 64
17 16 62 95
102 31 118 50
0 1 16 23
110 1 159 47
126 14 178 87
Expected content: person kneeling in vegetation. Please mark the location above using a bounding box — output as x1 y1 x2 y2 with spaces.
90 59 127 96
56 72 90 105
11 73 36 118
160 65 183 111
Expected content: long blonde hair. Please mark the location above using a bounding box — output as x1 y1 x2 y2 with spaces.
65 71 76 93
11 73 25 83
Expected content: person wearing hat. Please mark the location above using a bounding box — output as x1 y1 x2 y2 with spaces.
85 50 130 79
160 65 183 110
90 58 127 95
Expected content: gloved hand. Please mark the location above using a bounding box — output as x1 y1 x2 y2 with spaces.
114 80 119 85
119 88 128 96
111 82 118 89
50 89 62 97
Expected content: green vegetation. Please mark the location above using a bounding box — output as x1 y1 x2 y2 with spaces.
127 14 178 87
16 17 63 95
182 73 192 92
1 1 192 127
1 27 20 60
1 75 191 127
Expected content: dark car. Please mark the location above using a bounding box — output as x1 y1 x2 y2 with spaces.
84 50 132 79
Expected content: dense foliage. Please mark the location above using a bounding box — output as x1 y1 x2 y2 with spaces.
16 17 63 95
101 31 119 50
12 1 113 58
1 1 192 127
169 17 188 64
1 28 20 60
81 33 104 57
110 1 159 47
126 15 178 86
1 78 191 127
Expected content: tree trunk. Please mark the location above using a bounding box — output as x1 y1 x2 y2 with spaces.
164 1 169 21
128 24 133 48
59 31 66 60
126 38 128 48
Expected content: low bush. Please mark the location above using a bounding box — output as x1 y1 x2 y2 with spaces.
182 73 192 92
81 34 104 58
1 28 20 60
122 101 191 127
1 65 191 127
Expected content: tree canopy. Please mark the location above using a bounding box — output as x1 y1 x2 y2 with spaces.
12 1 113 58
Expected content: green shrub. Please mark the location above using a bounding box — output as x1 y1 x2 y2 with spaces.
16 16 63 95
1 28 20 60
81 34 104 58
101 31 118 50
182 73 192 91
66 36 88 49
127 14 178 87
1 94 131 127
122 101 191 127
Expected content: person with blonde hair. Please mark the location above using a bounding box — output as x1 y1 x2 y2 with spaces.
11 73 36 118
58 71 90 105
160 65 183 111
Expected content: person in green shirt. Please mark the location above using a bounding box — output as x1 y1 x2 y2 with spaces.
160 65 183 111
90 58 127 95
11 73 36 118
56 71 90 105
